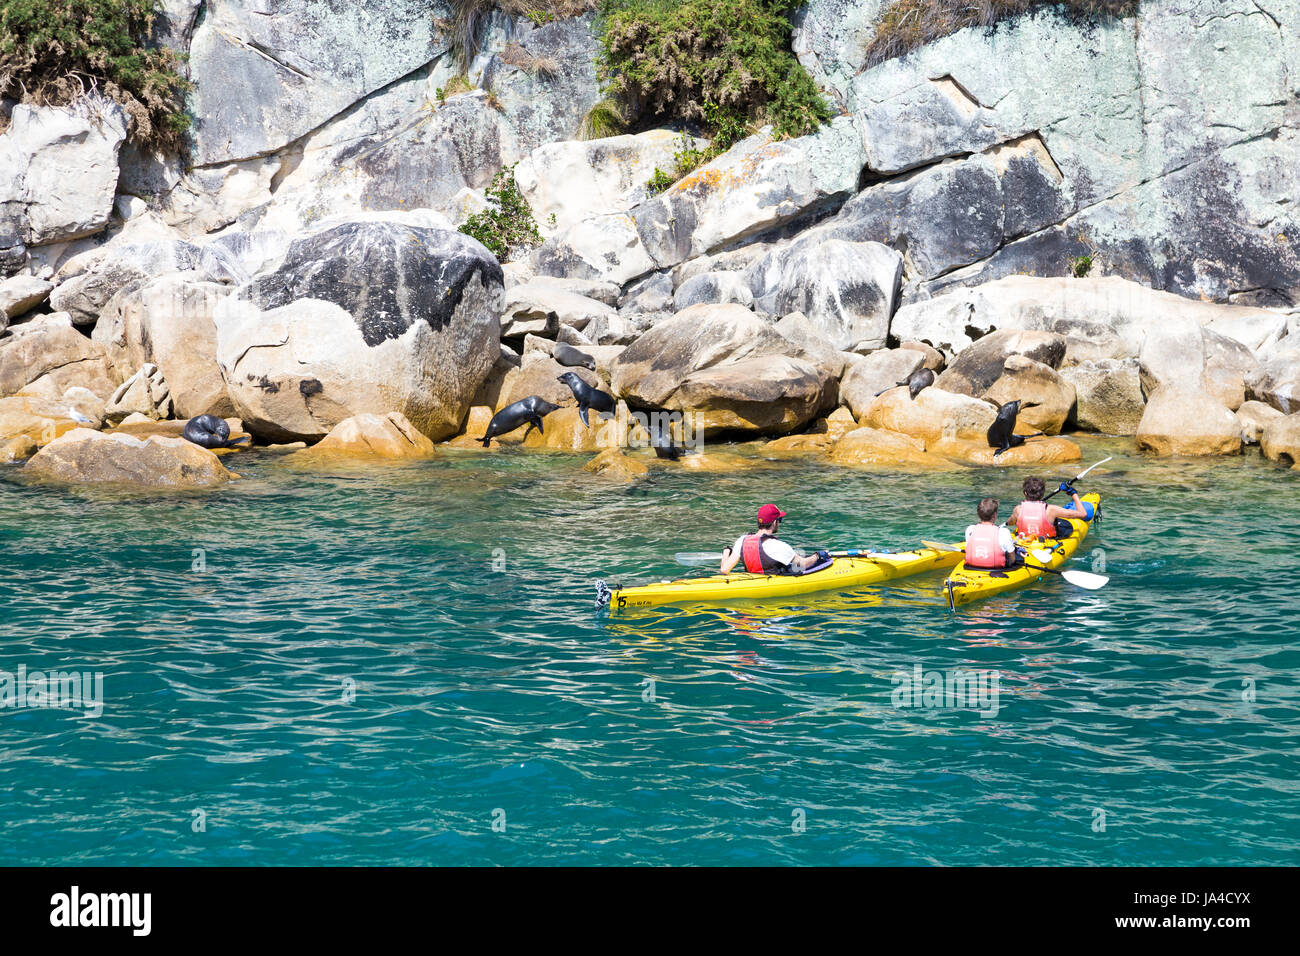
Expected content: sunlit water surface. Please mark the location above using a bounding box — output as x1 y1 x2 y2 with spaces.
1 437 1296 865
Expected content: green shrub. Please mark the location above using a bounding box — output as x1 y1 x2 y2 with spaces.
864 0 1139 68
596 0 830 146
459 165 543 261
0 0 190 151
1070 254 1093 277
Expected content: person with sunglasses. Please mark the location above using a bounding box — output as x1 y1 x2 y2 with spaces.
719 504 828 575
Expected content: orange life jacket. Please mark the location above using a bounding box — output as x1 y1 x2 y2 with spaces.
966 524 1007 568
1017 500 1054 537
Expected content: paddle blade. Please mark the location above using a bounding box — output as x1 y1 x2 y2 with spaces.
922 539 962 554
675 552 723 566
1030 548 1055 563
1060 569 1109 590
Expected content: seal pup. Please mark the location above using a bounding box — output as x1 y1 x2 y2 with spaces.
552 342 597 371
479 396 560 446
985 399 1044 456
557 372 616 427
875 367 936 400
182 414 247 449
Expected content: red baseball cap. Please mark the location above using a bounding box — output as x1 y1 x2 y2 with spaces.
757 504 788 524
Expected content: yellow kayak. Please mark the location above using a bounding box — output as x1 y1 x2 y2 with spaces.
943 493 1101 608
599 543 964 612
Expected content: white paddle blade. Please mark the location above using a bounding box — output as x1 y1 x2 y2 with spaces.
922 539 961 553
675 552 723 566
1030 548 1055 563
1060 569 1109 590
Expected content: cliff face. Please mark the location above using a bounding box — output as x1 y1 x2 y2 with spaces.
2 1 1300 467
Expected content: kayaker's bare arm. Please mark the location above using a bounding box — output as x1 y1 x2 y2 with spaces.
1007 503 1020 527
1047 493 1086 521
720 547 739 574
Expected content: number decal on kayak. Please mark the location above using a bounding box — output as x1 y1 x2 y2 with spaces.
617 595 626 609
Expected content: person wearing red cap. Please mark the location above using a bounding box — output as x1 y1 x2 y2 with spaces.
719 504 828 575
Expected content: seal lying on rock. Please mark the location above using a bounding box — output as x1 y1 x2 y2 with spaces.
553 342 597 371
182 414 247 449
479 396 560 446
986 399 1044 456
557 372 616 427
875 367 935 400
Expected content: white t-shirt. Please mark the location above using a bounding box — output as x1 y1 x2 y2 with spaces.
964 524 1015 554
730 533 798 569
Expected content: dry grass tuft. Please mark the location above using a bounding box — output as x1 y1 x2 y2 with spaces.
863 0 1139 68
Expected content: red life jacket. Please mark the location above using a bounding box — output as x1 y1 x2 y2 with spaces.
1017 500 1053 537
741 533 783 573
965 524 1007 568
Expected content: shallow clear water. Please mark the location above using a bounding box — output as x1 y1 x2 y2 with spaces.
1 437 1297 865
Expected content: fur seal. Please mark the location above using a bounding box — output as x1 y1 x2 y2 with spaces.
552 342 597 371
986 399 1044 456
182 414 246 449
557 372 616 427
648 414 687 460
479 395 560 446
875 367 936 400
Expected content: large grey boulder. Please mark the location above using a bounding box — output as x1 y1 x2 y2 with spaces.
49 240 203 327
673 272 755 311
826 137 1066 282
631 116 867 269
791 0 886 107
0 275 53 328
934 329 1068 397
186 0 450 166
747 237 901 351
0 98 128 246
847 2 1300 304
892 275 1289 358
609 303 834 434
1245 348 1300 413
839 348 925 420
93 273 235 418
516 130 696 237
1135 385 1243 457
214 220 502 441
1137 319 1258 411
1059 359 1145 435
500 283 615 338
0 316 116 400
255 88 520 237
534 212 658 286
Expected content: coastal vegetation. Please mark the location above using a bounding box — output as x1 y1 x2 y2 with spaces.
0 0 190 150
458 165 544 260
863 0 1140 67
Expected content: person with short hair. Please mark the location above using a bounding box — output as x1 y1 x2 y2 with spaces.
721 504 827 574
1010 476 1086 539
965 497 1018 569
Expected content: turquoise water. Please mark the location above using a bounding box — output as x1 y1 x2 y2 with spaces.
1 438 1297 866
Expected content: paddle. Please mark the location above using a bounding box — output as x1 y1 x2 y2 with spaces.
1044 456 1112 502
675 548 907 567
922 540 1108 590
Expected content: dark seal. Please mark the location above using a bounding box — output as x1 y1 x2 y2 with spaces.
648 413 687 460
875 367 936 400
986 399 1044 456
552 342 597 371
479 395 560 446
182 414 246 449
557 372 616 427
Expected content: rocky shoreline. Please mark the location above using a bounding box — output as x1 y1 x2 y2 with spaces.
3 1 1300 488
